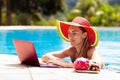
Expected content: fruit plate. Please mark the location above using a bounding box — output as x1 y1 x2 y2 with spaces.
75 69 100 74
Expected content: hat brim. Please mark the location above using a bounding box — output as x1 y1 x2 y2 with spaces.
56 20 99 47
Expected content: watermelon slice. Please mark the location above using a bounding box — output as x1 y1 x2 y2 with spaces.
56 20 70 42
90 27 99 47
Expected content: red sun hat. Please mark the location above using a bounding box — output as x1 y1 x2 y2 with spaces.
56 17 99 47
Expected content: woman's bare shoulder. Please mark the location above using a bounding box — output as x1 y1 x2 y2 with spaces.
87 47 99 58
88 47 97 53
65 47 76 52
63 47 76 55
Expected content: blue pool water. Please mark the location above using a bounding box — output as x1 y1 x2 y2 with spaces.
0 27 120 73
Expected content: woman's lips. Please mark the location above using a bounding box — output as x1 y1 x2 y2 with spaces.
69 39 74 42
70 40 74 43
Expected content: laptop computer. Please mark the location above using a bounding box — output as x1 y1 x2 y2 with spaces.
13 40 61 68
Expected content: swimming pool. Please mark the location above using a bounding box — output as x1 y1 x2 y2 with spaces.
0 27 120 72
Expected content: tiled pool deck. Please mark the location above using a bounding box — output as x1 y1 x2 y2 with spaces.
0 54 119 80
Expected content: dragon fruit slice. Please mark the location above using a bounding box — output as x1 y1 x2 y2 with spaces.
73 57 89 70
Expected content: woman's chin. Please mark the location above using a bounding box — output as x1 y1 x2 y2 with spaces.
70 43 75 47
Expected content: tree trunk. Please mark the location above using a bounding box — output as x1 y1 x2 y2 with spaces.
6 0 11 25
0 0 2 25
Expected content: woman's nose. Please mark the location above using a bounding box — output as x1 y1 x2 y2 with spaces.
68 34 72 38
68 35 73 41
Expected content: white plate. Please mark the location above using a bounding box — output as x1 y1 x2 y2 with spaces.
75 69 100 74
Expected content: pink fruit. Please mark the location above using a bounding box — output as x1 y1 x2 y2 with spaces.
73 57 89 70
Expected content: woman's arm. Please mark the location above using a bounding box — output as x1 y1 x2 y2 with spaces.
41 51 68 62
47 59 73 68
87 48 104 68
41 47 75 68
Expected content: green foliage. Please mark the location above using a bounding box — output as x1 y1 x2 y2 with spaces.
67 0 120 27
1 8 6 25
10 0 64 16
1 0 120 26
0 0 66 25
67 0 103 21
90 2 120 26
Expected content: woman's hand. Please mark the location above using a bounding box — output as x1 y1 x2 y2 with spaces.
47 59 73 68
89 60 100 71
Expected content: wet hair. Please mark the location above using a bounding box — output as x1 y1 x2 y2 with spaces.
79 27 86 33
78 27 91 58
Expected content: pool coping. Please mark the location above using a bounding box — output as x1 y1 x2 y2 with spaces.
0 26 120 30
0 54 119 80
0 26 56 30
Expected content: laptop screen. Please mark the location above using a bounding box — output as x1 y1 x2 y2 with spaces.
13 40 40 67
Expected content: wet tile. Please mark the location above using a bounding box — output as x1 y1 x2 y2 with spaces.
0 54 31 80
0 54 119 80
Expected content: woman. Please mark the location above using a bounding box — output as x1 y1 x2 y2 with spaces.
42 17 104 68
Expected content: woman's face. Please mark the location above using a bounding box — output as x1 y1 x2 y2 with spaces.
68 26 87 47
